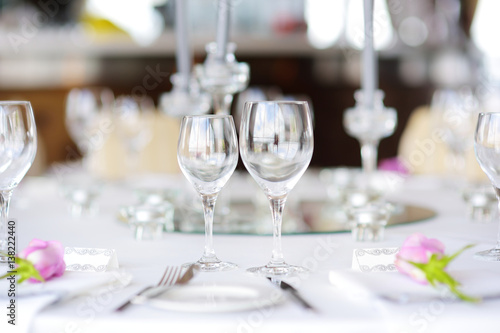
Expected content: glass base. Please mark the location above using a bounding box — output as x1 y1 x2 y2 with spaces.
474 248 500 261
0 254 9 264
183 259 237 272
246 263 308 277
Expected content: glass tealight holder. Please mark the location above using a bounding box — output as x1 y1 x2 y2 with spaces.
342 187 383 209
462 184 498 223
120 202 174 241
60 174 103 217
346 201 393 242
135 188 180 206
319 167 358 204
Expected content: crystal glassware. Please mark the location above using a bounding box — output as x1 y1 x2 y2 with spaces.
431 88 479 188
239 101 314 277
159 73 211 118
65 87 114 166
473 112 500 260
343 90 397 178
177 114 238 271
120 202 175 241
195 42 250 115
462 183 498 222
59 173 103 217
346 201 393 242
113 95 154 174
0 101 37 262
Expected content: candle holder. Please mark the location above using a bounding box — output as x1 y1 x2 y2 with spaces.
159 73 211 117
195 42 250 115
343 90 397 180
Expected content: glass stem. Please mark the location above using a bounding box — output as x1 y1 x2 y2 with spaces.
269 196 287 267
360 140 379 186
127 148 140 175
200 193 219 262
0 189 13 255
496 197 500 250
212 93 233 115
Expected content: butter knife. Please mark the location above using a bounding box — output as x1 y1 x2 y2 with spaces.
267 278 317 312
132 265 195 304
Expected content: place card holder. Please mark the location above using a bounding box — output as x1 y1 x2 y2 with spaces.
64 247 119 272
351 247 399 273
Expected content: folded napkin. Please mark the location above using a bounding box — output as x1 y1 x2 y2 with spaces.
0 269 131 333
329 268 500 304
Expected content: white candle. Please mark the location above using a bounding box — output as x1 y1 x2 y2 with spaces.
215 0 231 61
175 0 191 91
362 0 376 109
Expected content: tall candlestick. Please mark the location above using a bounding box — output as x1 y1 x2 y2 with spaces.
362 0 376 110
175 0 191 91
215 0 231 61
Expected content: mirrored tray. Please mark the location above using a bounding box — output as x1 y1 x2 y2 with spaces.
169 200 436 235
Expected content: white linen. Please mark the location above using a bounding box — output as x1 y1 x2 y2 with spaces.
0 270 131 333
329 267 500 302
4 171 500 333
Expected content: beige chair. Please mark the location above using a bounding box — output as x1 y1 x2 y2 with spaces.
397 106 487 182
27 133 48 176
88 112 181 179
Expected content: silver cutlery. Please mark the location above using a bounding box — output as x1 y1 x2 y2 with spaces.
267 278 318 313
115 265 182 312
132 265 195 304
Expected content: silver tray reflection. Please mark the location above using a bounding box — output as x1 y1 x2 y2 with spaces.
174 200 436 235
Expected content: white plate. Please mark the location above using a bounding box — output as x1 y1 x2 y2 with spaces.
140 282 285 312
0 270 132 304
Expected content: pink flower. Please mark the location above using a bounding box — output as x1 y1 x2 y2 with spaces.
18 239 66 283
395 233 445 284
378 157 409 174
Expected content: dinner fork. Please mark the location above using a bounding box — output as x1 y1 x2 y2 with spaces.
115 266 182 312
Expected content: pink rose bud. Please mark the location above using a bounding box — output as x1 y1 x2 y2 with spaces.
19 239 66 283
395 233 445 284
378 157 409 174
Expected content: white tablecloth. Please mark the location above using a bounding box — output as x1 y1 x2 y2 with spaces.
3 170 500 333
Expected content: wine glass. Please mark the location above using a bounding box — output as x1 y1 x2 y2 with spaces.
473 112 500 261
177 115 238 271
0 102 37 262
239 101 314 276
431 88 478 188
113 95 154 174
65 87 114 166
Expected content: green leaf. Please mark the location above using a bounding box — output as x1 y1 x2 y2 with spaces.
0 253 45 284
15 257 45 283
441 244 475 267
405 244 479 303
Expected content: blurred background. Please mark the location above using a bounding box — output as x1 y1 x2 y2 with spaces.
0 0 494 173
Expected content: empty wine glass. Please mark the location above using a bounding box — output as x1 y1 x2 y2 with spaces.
65 87 114 166
431 88 479 188
113 95 154 174
474 112 500 261
239 101 314 277
177 115 238 271
0 102 37 262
